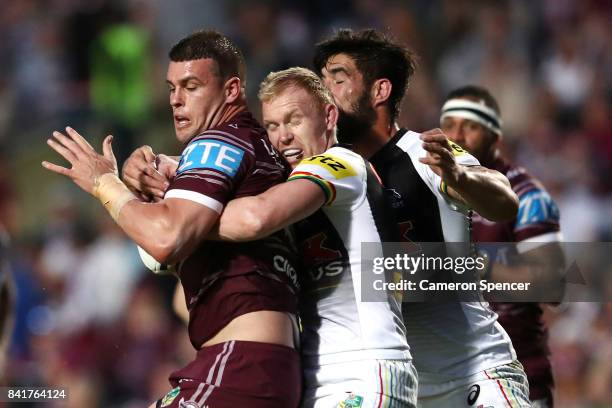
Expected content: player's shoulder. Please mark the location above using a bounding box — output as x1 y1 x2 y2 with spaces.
503 160 549 197
191 111 262 149
395 130 478 165
393 130 422 156
297 146 365 179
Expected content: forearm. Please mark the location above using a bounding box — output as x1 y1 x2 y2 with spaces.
95 174 216 263
448 167 518 221
215 196 266 242
217 180 325 242
116 200 177 258
488 244 565 301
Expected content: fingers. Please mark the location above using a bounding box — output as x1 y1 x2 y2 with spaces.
41 161 71 177
47 135 78 164
155 154 179 179
122 166 168 198
139 173 168 199
422 142 454 161
140 145 157 163
420 131 451 150
102 135 117 163
65 126 94 151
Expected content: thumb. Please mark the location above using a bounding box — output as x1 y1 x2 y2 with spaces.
102 135 117 163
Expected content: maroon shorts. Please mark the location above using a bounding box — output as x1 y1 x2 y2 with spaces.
155 340 301 408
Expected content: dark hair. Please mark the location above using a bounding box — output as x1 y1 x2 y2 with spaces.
313 29 417 121
169 29 246 85
445 85 501 116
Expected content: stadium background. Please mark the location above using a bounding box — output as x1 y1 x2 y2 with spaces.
0 0 610 406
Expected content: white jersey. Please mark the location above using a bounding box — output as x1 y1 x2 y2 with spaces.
369 129 516 387
289 146 411 367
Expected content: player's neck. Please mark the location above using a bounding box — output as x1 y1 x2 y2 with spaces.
353 117 399 159
214 102 247 128
479 148 501 168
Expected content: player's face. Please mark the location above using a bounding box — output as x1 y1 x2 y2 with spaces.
166 59 226 144
321 53 365 115
321 53 376 143
441 116 494 162
262 87 330 168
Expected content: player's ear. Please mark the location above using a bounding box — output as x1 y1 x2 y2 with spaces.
371 78 392 108
324 103 339 132
224 77 242 103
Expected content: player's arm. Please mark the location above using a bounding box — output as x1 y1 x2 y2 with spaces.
487 242 565 302
43 127 218 264
447 165 517 220
488 187 564 301
420 129 518 221
215 179 326 241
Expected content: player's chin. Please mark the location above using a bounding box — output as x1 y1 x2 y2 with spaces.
175 127 193 143
286 154 303 167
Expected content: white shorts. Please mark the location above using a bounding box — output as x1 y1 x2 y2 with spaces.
417 361 531 408
302 359 418 408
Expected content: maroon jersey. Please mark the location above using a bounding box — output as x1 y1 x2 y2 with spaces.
473 156 562 404
165 110 299 348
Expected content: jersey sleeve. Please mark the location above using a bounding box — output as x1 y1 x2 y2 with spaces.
164 130 254 213
514 187 562 252
287 149 365 208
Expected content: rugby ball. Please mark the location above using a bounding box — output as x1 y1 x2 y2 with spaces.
137 245 174 275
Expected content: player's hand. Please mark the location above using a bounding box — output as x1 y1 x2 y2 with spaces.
419 128 465 187
122 145 170 202
42 127 118 195
155 154 179 181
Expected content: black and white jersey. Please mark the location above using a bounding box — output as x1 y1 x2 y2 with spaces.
370 129 516 386
290 146 411 367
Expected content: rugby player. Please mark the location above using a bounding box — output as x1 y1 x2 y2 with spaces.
313 29 531 407
126 67 418 407
217 67 417 407
441 85 565 408
43 30 301 408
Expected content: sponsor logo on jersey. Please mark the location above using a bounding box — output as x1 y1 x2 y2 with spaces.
273 255 299 289
384 188 404 209
309 260 345 282
448 139 467 156
467 384 480 405
339 393 364 408
303 153 356 179
177 139 245 177
516 189 560 228
160 387 180 407
300 232 342 263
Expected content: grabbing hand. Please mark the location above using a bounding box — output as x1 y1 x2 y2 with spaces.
42 127 118 196
419 128 466 188
122 146 172 201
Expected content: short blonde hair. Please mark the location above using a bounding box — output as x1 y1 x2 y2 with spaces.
258 67 334 112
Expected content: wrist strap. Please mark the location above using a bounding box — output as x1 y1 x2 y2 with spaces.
93 174 137 221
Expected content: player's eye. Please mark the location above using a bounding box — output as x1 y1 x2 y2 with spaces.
335 80 344 85
266 123 278 131
467 122 481 131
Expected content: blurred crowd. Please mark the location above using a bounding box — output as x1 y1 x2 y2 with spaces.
0 0 610 406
